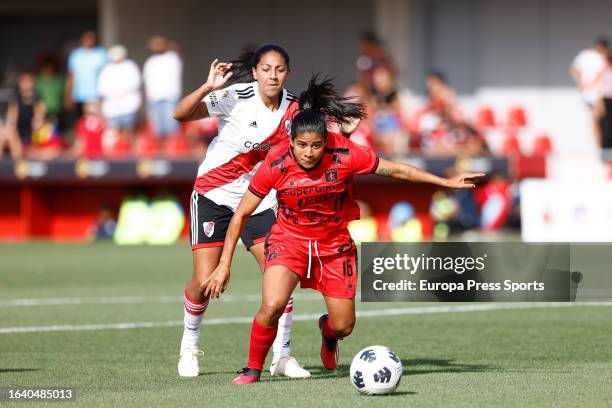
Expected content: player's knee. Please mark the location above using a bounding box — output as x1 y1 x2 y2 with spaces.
331 317 355 338
185 283 207 303
259 298 286 321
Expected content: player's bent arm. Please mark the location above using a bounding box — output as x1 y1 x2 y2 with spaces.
173 83 213 121
374 158 484 189
202 191 263 298
174 59 233 122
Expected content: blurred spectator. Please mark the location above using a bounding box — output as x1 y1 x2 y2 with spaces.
348 200 378 243
429 190 459 240
72 102 105 158
184 117 219 158
570 37 609 108
430 185 484 237
417 71 486 156
65 31 108 121
424 113 488 156
30 121 63 160
3 71 46 158
342 83 375 149
143 36 182 138
35 55 66 131
570 37 609 147
424 71 457 117
89 204 117 241
474 176 512 232
595 52 612 149
388 201 423 242
98 45 141 142
356 31 396 96
0 119 11 158
369 66 408 158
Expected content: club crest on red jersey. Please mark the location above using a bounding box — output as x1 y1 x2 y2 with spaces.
203 221 215 238
325 169 338 182
284 120 292 136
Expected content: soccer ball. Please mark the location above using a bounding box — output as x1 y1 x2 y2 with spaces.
349 345 403 395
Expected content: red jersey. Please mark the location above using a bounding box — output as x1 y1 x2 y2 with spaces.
76 115 105 158
249 132 379 245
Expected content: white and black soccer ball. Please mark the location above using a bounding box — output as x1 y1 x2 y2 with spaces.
350 345 403 395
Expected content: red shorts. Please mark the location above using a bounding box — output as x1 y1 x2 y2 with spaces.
264 234 358 298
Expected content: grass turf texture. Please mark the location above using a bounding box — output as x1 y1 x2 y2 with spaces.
1 243 611 407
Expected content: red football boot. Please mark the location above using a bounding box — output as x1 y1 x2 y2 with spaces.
318 314 339 369
231 368 261 384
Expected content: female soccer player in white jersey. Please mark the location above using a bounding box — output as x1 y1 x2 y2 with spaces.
173 44 309 378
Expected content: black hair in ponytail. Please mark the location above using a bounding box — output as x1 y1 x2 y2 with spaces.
291 74 367 140
226 44 291 86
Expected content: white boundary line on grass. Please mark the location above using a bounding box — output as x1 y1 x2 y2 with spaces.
0 293 322 307
1 302 611 334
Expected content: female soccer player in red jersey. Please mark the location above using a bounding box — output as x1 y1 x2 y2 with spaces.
202 76 484 384
173 44 309 378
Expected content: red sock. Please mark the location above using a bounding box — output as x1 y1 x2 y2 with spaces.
322 317 341 340
247 318 278 371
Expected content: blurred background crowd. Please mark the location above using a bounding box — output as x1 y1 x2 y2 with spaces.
0 31 192 160
0 29 578 162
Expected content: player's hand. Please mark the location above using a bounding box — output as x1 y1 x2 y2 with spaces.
339 117 361 136
445 172 485 189
205 59 233 91
201 264 231 299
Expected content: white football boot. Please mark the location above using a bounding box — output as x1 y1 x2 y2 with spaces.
178 346 204 377
269 356 311 378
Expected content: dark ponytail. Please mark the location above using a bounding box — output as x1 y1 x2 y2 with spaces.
226 44 291 86
291 74 367 139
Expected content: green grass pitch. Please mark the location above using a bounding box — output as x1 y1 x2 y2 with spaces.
1 243 611 407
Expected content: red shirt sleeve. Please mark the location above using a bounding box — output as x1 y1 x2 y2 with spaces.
349 139 379 175
248 160 276 199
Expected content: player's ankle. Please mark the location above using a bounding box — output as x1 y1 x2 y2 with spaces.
243 367 261 377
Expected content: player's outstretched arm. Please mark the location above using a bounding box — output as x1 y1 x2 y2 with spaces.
374 158 484 189
173 59 233 121
201 190 263 299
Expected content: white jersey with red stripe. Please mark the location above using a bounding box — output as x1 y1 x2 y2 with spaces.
194 81 297 214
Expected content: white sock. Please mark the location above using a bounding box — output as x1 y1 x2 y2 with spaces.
181 291 208 351
272 296 294 361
